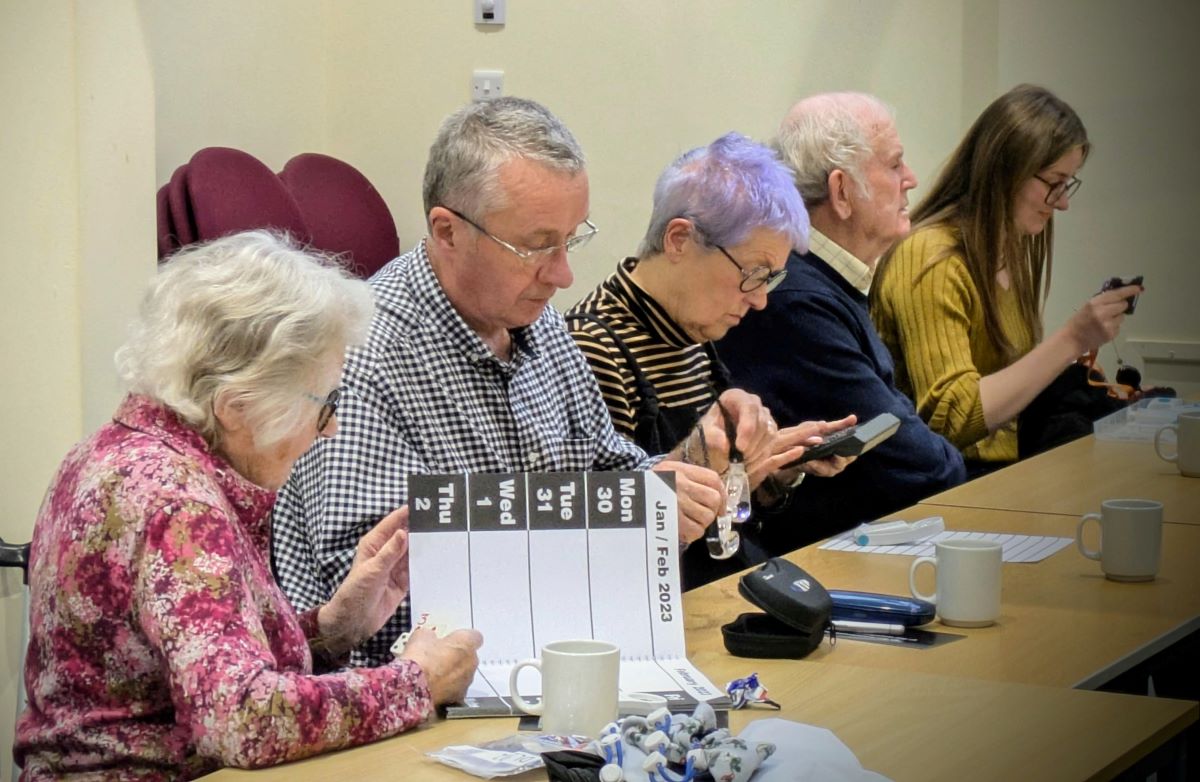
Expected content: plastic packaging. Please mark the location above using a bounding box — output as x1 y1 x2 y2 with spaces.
1094 398 1200 442
428 734 592 778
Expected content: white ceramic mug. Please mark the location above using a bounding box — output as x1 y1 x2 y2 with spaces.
1076 499 1163 582
909 539 1002 627
1154 411 1200 478
509 639 619 736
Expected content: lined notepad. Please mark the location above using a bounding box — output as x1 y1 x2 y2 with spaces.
407 471 729 718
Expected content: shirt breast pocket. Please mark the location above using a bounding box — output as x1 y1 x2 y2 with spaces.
534 436 596 472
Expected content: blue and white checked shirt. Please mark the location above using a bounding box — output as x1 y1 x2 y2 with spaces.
272 241 651 665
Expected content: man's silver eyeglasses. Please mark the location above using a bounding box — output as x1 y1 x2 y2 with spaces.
1033 174 1082 205
444 206 598 262
304 387 341 433
715 244 787 293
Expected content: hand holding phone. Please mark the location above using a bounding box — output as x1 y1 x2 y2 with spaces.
782 412 901 469
1099 275 1144 314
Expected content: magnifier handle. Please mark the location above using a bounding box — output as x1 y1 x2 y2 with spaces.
705 515 739 560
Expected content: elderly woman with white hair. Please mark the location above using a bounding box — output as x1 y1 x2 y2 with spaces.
15 231 481 780
567 132 855 588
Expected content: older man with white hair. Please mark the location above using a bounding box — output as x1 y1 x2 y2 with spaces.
717 93 966 554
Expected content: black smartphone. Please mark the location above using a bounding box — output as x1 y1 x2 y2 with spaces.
782 412 901 469
1099 275 1143 314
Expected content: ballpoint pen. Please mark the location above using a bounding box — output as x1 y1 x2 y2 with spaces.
835 631 924 645
831 619 907 636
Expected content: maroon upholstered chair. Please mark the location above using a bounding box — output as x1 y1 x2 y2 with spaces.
156 181 176 259
155 163 197 259
166 163 197 246
279 153 399 278
185 147 309 245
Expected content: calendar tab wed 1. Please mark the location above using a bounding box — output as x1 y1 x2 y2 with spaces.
464 472 527 532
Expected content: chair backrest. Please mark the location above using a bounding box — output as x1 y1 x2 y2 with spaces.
156 181 175 259
1 538 30 777
279 153 399 278
156 163 198 260
155 147 398 278
185 147 309 245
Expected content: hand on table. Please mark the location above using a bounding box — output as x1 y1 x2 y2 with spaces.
399 627 483 705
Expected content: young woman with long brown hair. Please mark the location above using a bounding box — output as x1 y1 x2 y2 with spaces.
872 84 1139 470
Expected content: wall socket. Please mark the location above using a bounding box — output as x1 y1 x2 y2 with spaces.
474 0 506 25
471 69 504 101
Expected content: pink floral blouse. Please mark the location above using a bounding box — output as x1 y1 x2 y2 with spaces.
15 395 432 780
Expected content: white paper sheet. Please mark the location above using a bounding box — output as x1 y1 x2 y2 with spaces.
819 529 1072 563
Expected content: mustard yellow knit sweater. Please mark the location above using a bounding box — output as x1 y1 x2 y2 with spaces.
872 225 1034 463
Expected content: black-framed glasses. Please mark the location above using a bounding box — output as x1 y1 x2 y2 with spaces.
1033 174 1082 205
443 206 598 263
714 244 787 293
305 387 342 433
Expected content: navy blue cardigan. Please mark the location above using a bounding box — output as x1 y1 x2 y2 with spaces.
716 250 966 553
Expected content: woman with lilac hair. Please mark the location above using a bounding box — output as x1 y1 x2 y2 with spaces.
567 132 854 588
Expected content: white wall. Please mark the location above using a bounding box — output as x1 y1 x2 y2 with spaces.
322 0 970 308
139 0 331 178
1 4 82 776
997 0 1200 391
1 1 156 776
76 2 159 433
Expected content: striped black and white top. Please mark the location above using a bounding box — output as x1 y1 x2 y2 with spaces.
565 258 728 448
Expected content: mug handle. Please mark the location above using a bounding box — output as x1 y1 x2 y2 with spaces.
909 556 938 603
1077 513 1103 561
508 658 544 716
1155 424 1179 463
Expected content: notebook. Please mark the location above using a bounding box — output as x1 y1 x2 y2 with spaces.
406 470 730 717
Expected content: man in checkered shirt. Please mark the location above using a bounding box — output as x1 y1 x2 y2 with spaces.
271 97 782 666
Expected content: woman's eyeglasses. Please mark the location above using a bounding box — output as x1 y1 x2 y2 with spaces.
1033 174 1082 205
305 387 342 433
714 244 787 293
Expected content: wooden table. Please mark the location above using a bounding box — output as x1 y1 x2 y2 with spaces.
205 659 1196 782
204 502 1200 782
923 436 1200 523
202 440 1200 781
687 504 1200 690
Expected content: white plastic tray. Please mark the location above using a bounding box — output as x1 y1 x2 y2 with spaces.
1093 397 1200 442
